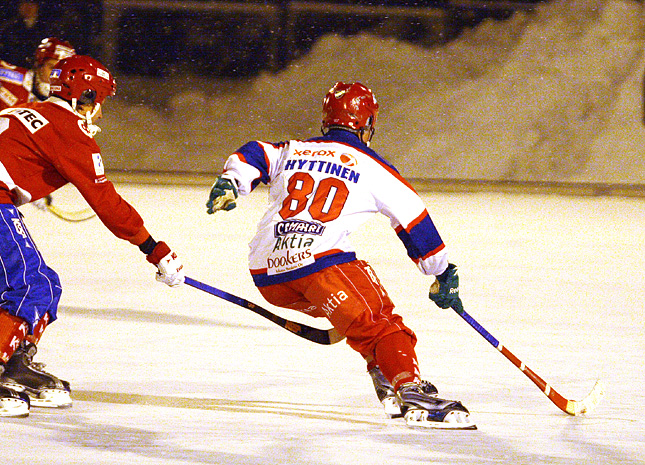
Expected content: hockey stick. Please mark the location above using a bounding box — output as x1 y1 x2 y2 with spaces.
45 196 96 222
47 204 96 222
448 298 605 415
184 276 345 345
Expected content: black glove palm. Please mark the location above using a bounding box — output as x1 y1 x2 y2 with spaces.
429 263 461 310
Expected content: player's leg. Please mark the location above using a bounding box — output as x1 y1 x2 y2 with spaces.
0 310 31 417
303 260 472 426
260 260 423 411
0 205 70 411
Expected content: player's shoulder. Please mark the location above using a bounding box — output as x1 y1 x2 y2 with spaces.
0 60 28 84
4 100 97 143
306 129 400 173
0 60 30 109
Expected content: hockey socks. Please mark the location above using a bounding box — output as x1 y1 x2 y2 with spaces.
0 310 29 363
374 331 420 392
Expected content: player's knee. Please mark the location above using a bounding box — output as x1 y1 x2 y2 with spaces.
344 310 413 357
4 270 61 330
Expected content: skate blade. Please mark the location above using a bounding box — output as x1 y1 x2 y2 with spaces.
404 409 477 430
29 389 72 409
382 396 403 418
0 397 30 418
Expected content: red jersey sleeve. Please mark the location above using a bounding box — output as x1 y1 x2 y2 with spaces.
1 101 147 243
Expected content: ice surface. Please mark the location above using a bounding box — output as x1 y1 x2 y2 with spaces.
2 183 643 465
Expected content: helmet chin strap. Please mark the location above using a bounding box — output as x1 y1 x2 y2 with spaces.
71 98 102 137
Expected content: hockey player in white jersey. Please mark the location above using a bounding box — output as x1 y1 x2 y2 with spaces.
206 81 475 429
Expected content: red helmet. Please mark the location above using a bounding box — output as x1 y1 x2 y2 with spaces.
34 37 75 67
322 82 379 132
49 55 116 105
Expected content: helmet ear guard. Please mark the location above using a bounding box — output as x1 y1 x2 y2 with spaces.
78 89 97 106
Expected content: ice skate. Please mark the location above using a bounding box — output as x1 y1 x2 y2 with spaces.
0 342 72 408
396 382 476 430
369 367 438 418
0 385 30 418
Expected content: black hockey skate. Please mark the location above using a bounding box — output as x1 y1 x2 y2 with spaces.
0 384 30 418
0 342 72 408
368 366 438 418
396 382 476 430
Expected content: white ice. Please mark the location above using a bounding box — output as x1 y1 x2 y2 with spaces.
2 183 643 465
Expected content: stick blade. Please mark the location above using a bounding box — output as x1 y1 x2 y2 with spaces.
565 380 605 416
47 205 96 222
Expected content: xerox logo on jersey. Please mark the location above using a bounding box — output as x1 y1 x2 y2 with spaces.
274 219 325 237
293 148 336 158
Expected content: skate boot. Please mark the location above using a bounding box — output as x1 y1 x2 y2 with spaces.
396 382 476 430
0 342 72 408
0 383 30 418
368 366 438 418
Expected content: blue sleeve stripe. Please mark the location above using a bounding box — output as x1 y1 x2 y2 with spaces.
237 141 271 184
396 213 444 259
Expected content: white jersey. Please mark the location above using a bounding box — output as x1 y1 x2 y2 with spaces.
222 129 448 287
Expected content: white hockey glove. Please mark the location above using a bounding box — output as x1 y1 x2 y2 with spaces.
206 174 238 214
146 241 185 287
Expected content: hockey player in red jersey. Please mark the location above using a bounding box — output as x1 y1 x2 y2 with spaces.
0 37 76 211
205 82 475 429
0 55 184 418
0 37 75 111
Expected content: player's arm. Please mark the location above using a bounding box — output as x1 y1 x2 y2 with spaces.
371 165 448 275
53 146 184 287
372 165 461 309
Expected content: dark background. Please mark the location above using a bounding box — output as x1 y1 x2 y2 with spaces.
0 0 541 76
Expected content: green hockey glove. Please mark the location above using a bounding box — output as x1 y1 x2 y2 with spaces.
206 175 238 214
429 263 461 310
